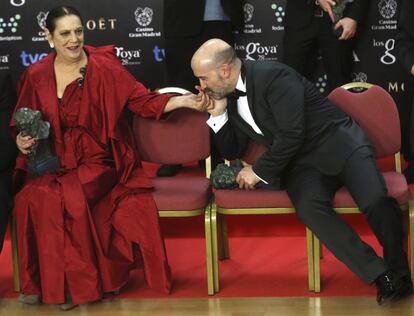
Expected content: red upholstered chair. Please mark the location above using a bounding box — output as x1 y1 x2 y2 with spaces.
132 98 215 294
211 141 317 294
311 82 414 291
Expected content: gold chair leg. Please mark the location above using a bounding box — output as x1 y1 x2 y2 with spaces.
204 204 214 295
11 218 21 292
211 203 220 293
305 227 315 292
217 214 230 260
313 234 321 293
409 200 414 283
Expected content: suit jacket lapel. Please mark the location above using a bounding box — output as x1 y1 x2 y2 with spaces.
243 61 256 120
242 61 270 145
227 96 268 145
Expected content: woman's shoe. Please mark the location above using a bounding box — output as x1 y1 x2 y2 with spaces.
18 294 41 305
59 296 78 311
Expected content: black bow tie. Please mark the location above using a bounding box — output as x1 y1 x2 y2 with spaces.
229 89 247 99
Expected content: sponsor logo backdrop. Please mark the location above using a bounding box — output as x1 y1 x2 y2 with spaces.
0 0 410 108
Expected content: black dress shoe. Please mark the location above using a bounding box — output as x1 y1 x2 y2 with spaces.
376 272 398 305
156 164 182 177
376 272 413 305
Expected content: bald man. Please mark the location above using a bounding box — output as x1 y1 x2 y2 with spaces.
191 39 412 304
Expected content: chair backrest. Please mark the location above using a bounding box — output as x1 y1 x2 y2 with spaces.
328 84 401 158
133 107 210 164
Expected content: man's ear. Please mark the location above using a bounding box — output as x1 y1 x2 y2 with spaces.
221 63 231 79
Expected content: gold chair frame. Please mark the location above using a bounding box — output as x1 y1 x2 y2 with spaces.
210 204 317 293
311 82 414 292
156 156 215 295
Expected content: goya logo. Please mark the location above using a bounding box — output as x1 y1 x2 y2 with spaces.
0 14 21 33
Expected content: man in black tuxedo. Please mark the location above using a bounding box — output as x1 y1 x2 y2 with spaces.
283 0 369 93
396 0 414 183
0 71 17 252
159 0 243 176
191 39 412 304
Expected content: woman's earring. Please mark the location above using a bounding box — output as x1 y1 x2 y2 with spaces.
49 42 54 49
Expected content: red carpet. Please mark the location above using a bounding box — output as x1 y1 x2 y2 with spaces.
0 215 381 299
0 159 405 299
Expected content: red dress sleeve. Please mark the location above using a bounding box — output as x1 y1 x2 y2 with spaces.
126 81 170 120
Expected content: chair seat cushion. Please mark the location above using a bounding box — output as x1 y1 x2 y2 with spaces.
214 172 409 210
333 171 409 207
214 188 293 209
152 177 211 211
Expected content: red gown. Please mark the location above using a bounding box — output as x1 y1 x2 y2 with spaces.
11 45 172 304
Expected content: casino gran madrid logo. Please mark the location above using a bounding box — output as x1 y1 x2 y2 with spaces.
315 75 328 94
243 3 261 34
352 72 368 83
244 3 254 23
271 2 285 31
372 0 397 31
378 0 397 19
37 11 47 29
10 0 25 6
0 14 23 41
32 11 48 42
115 46 141 66
129 7 160 38
0 54 10 70
351 72 368 92
135 7 153 27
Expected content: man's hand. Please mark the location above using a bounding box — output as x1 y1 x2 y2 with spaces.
317 0 336 22
236 164 260 190
335 17 357 40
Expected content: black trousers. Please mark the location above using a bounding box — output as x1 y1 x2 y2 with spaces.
165 21 234 92
285 147 409 283
283 14 354 93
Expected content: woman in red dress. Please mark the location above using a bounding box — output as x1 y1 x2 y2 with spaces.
12 5 208 310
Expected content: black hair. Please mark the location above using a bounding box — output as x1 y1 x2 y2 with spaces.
45 5 83 33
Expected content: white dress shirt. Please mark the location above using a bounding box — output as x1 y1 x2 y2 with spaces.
206 74 268 184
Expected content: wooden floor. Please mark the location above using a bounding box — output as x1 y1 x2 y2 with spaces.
1 297 413 315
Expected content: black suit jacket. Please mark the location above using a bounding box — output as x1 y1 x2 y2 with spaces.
163 0 243 38
213 61 371 185
285 0 369 30
396 0 414 75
